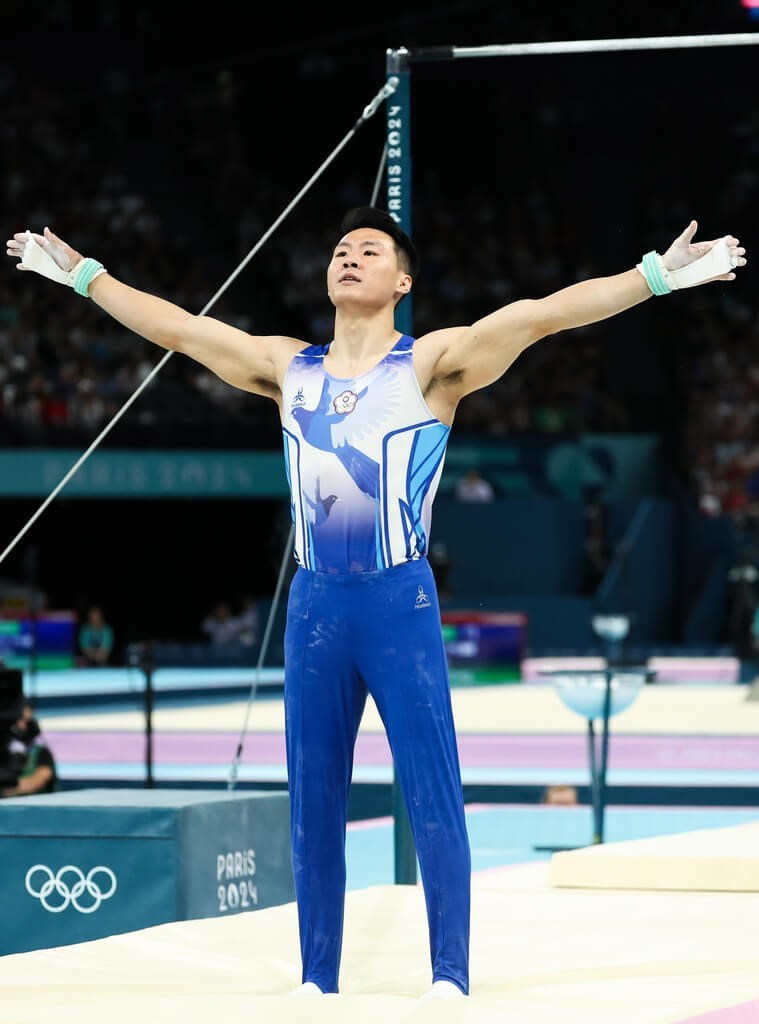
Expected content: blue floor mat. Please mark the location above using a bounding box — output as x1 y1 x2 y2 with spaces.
345 803 759 890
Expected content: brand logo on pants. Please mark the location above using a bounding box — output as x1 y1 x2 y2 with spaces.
25 864 117 913
415 585 431 610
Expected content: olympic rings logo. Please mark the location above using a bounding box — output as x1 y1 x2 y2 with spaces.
25 864 118 914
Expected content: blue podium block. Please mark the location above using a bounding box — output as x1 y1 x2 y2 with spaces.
0 788 294 955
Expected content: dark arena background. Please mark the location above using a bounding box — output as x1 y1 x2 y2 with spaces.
1 2 759 1020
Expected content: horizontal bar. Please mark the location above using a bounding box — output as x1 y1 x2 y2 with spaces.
393 32 759 62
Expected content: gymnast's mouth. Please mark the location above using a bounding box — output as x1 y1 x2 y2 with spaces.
339 273 361 283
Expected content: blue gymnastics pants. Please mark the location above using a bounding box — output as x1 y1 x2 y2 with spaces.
284 557 471 994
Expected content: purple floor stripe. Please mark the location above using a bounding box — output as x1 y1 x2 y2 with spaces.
42 730 759 770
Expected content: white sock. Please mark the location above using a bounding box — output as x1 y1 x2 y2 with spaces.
289 981 324 995
422 980 466 998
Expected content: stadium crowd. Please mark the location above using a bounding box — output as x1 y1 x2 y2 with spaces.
1 2 758 526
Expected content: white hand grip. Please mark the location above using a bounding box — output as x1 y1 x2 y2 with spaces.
666 237 735 290
22 232 74 286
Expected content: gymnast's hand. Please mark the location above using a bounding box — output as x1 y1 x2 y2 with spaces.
6 226 83 274
662 220 746 282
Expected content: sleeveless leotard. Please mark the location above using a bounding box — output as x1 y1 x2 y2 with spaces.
281 334 450 573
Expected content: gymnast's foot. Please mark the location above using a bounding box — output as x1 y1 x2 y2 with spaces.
422 980 466 998
289 981 324 995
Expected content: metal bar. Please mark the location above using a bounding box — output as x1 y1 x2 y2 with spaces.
389 33 759 64
587 719 601 844
598 670 615 844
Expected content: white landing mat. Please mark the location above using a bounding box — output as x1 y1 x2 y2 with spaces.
1 857 758 1022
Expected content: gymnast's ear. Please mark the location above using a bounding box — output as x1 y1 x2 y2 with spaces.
395 272 412 305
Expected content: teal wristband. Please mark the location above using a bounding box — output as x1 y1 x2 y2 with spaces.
640 251 672 296
72 257 106 297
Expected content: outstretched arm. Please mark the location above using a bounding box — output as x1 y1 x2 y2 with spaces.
429 221 747 399
6 228 304 398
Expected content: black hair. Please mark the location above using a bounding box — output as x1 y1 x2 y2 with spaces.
338 206 420 280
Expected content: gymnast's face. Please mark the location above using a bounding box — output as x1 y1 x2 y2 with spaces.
327 228 412 310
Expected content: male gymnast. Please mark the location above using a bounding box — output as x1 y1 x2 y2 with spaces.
6 209 747 997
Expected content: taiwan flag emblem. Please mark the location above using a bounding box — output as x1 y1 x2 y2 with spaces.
333 389 359 415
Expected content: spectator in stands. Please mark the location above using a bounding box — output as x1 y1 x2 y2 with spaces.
454 468 495 503
77 604 114 666
541 784 579 806
234 594 259 647
1 701 58 797
200 600 241 645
